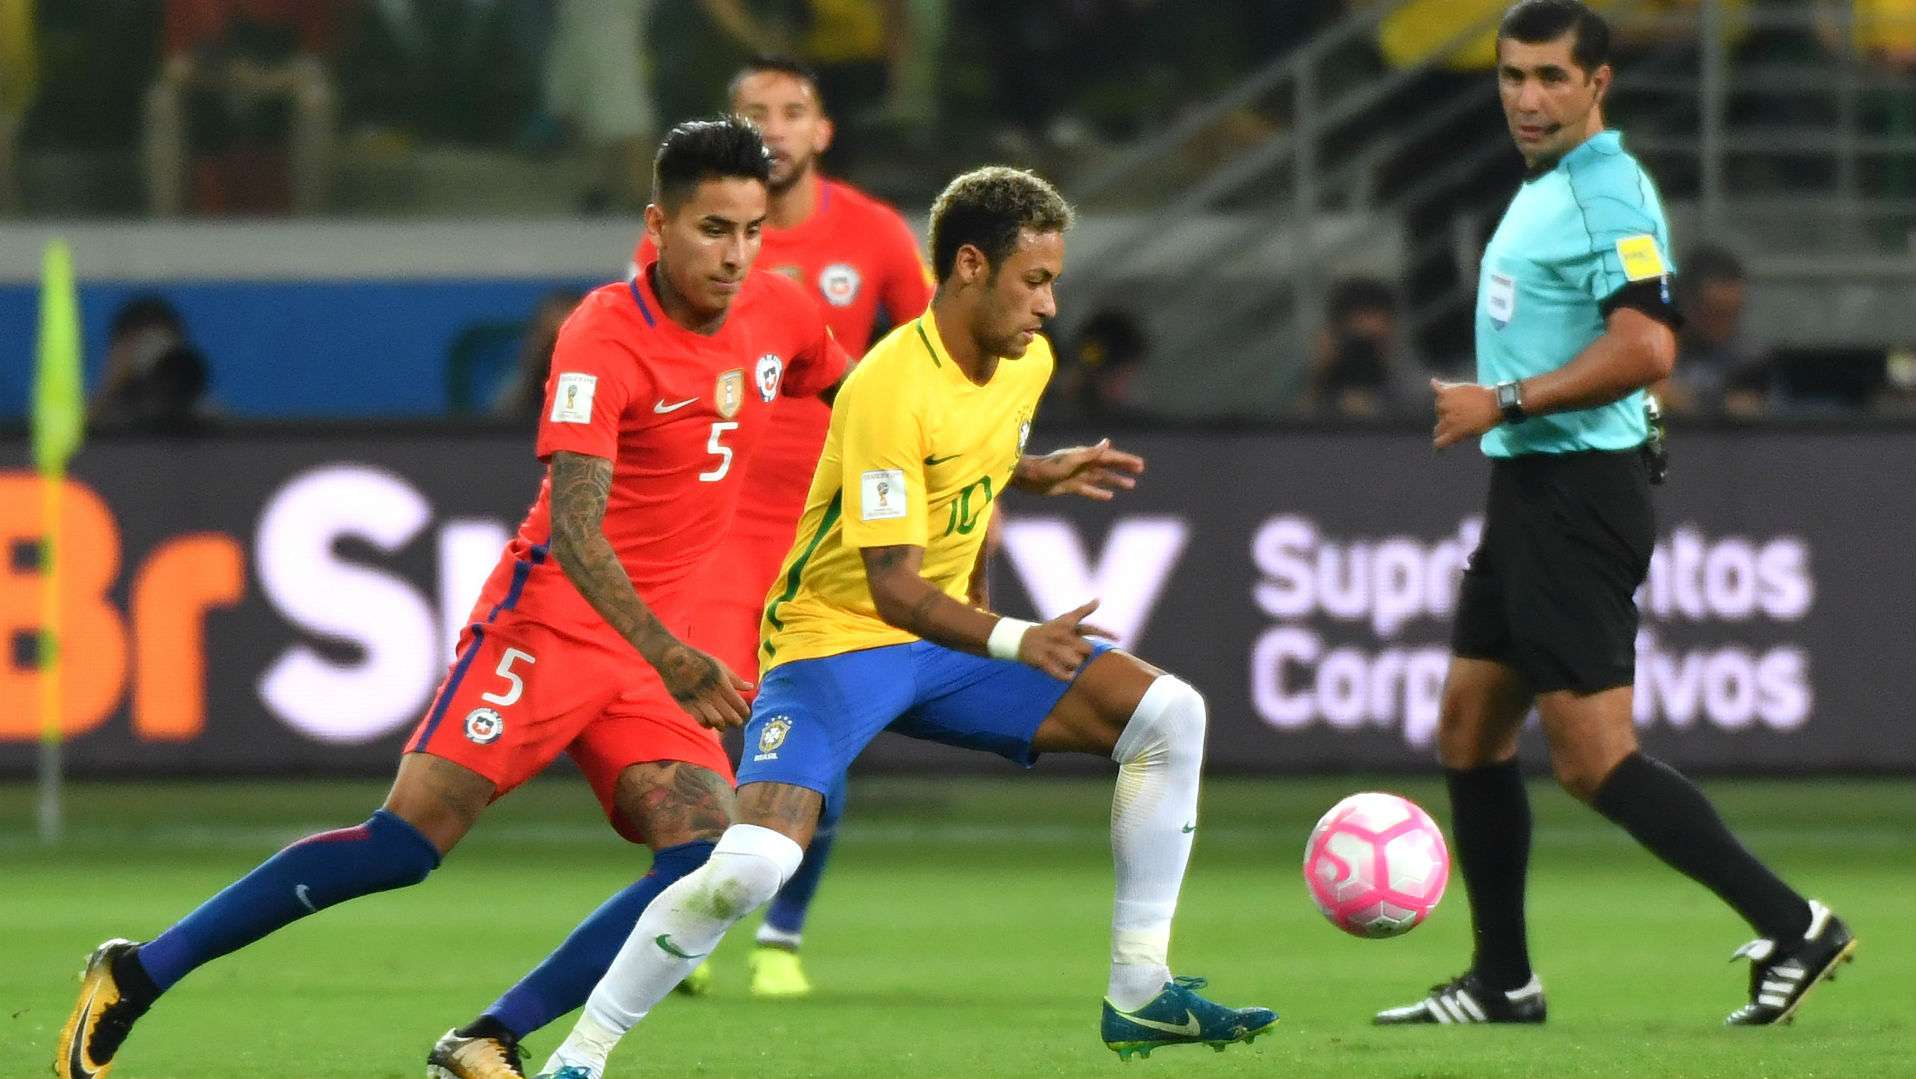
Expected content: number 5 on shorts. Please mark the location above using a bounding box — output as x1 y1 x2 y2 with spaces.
481 648 536 707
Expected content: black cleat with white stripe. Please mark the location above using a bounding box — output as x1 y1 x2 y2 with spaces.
1725 899 1856 1026
1374 971 1546 1025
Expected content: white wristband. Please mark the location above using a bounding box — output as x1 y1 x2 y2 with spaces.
987 617 1036 661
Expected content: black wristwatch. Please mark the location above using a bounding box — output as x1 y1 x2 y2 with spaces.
1495 380 1528 424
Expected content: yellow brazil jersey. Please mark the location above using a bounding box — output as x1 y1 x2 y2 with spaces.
760 310 1051 671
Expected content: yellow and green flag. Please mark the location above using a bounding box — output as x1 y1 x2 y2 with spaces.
33 238 83 476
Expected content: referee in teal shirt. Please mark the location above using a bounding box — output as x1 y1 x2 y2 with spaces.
1379 0 1853 1029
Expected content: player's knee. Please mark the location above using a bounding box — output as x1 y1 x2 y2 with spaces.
1434 720 1484 771
1112 675 1206 770
1435 688 1507 770
1549 754 1608 803
698 824 805 921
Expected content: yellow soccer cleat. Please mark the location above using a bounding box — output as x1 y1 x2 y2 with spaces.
673 959 714 997
55 939 153 1079
426 1027 527 1079
748 945 814 999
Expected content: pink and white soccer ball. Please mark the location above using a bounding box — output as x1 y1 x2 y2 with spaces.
1303 791 1450 938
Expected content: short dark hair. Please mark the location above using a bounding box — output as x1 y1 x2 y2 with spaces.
1498 0 1611 74
1684 244 1745 286
109 294 185 341
928 166 1074 281
1326 277 1398 324
727 54 826 112
652 116 772 210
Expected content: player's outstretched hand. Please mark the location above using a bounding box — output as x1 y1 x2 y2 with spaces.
656 643 755 730
1430 378 1501 449
1020 598 1108 680
1018 439 1145 500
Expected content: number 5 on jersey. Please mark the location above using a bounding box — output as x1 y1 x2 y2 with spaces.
700 421 740 482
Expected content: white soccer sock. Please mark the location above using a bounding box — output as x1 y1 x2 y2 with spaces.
1106 675 1206 1011
542 824 803 1077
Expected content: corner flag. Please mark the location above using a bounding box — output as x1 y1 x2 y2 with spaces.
32 237 83 844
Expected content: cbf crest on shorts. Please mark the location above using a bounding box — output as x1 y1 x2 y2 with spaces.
716 369 745 418
754 715 792 762
464 707 505 744
755 353 784 403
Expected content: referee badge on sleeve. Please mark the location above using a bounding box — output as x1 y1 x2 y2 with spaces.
1616 234 1667 281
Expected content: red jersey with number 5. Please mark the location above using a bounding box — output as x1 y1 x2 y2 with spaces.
636 179 932 534
471 265 849 639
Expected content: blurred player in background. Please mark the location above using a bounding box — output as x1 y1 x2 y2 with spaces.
632 54 934 1001
1384 0 1853 1028
535 166 1276 1079
57 117 848 1079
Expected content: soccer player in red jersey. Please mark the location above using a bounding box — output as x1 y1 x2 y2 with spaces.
56 117 847 1079
636 55 935 1000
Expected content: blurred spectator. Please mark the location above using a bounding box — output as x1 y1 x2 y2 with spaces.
1661 245 1772 417
1048 308 1149 424
1726 0 1842 191
0 0 30 214
16 1 161 216
145 0 340 216
1369 0 1526 367
1876 344 1916 414
700 0 908 126
544 0 656 213
1300 277 1424 419
1855 0 1916 199
90 294 216 432
491 289 585 419
339 0 546 149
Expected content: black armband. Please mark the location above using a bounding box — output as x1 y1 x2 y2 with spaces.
1599 277 1684 331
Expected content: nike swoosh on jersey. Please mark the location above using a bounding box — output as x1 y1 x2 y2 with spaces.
1120 1009 1202 1037
924 453 961 466
655 933 708 960
295 884 316 912
68 985 100 1079
654 398 699 413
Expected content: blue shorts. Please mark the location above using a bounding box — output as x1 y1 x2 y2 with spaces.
737 639 1115 797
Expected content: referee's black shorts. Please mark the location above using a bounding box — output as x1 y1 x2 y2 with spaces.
1451 448 1654 695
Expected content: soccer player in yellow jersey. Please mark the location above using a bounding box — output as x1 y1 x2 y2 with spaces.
535 168 1277 1078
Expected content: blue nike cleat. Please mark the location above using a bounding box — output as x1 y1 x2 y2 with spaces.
531 1069 591 1079
1102 975 1278 1060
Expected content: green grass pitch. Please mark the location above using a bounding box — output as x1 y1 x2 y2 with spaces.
3 775 1910 1079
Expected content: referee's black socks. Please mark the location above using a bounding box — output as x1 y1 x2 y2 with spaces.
1591 752 1812 944
1445 761 1535 992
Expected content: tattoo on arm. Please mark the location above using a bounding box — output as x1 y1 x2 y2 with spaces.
906 591 943 634
860 543 1000 654
548 450 679 664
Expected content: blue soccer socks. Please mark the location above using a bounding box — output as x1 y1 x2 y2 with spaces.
136 809 440 991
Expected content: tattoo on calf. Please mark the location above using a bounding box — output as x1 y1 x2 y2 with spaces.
622 761 735 844
755 783 824 836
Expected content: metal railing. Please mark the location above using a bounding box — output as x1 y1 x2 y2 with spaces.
1064 0 1916 415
